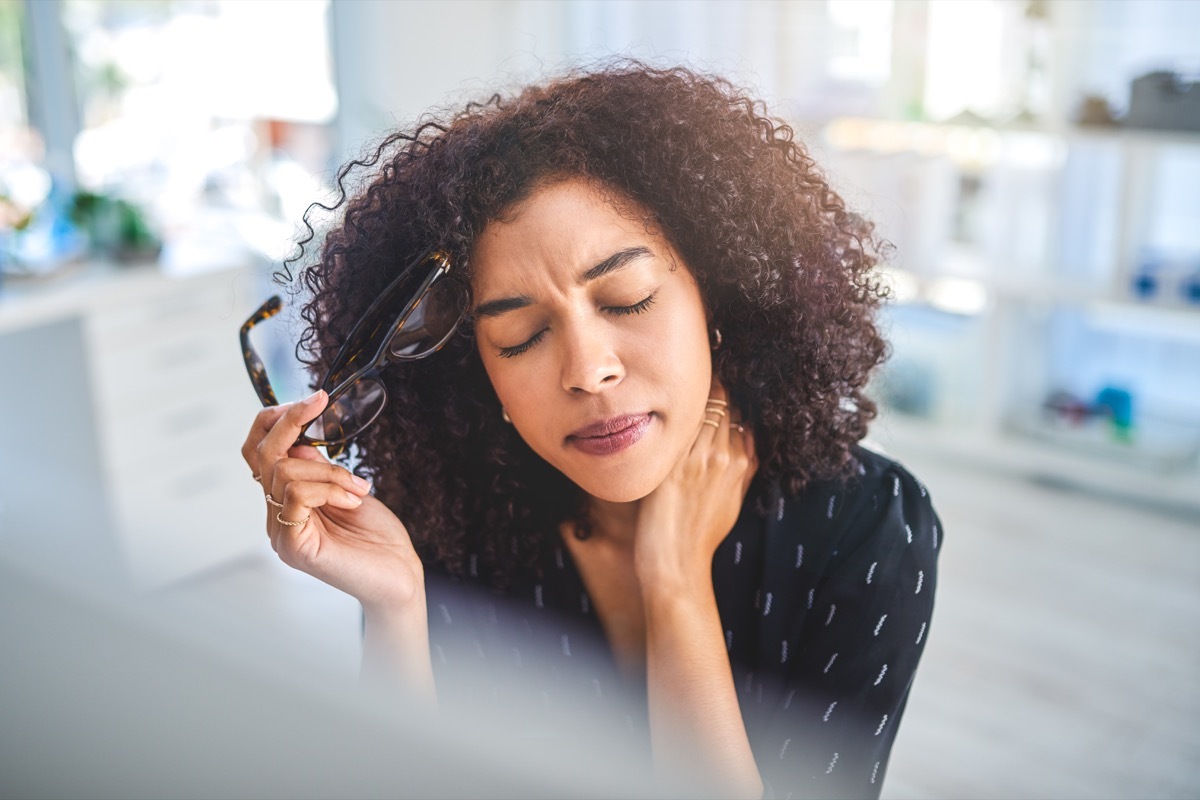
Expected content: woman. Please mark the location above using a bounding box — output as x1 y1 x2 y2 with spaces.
242 63 941 799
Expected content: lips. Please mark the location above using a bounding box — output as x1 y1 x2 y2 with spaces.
566 413 652 456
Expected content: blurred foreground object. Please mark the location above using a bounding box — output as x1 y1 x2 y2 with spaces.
0 555 666 800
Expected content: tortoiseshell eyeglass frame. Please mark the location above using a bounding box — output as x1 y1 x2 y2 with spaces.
239 250 463 457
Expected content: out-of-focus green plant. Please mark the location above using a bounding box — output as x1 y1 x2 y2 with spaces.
68 190 160 263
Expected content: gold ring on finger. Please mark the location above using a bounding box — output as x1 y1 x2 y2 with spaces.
701 419 720 429
706 398 728 407
704 407 726 417
265 493 284 509
252 473 262 482
276 511 310 527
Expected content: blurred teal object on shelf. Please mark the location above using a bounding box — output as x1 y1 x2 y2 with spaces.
1094 386 1134 440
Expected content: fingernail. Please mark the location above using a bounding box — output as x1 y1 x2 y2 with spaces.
345 491 363 506
302 390 323 405
352 475 371 491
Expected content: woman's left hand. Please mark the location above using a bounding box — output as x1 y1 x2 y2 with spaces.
634 378 757 589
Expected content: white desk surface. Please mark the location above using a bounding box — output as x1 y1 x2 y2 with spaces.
0 259 258 335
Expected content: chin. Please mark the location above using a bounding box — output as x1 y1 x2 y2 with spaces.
566 467 663 504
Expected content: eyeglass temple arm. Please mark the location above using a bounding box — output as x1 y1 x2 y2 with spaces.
240 295 283 407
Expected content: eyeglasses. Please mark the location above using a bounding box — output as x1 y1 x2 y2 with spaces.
240 249 468 457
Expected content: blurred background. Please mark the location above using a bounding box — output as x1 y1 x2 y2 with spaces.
0 1 1197 798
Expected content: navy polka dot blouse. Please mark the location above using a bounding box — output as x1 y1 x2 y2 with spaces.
424 444 942 798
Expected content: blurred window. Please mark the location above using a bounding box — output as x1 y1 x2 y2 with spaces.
2 0 48 221
61 0 337 255
826 0 894 85
0 1 30 147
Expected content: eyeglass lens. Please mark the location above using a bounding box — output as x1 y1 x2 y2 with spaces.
307 378 387 443
315 260 465 443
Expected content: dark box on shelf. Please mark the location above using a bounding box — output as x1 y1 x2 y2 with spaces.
1127 71 1200 133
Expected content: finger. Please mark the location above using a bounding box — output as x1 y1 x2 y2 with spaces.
271 456 373 499
694 380 731 452
281 479 366 514
241 404 293 480
257 390 329 484
288 443 332 464
271 480 365 562
731 420 757 495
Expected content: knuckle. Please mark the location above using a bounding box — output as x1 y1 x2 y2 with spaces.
281 482 305 506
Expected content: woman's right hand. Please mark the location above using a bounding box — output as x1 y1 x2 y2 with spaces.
241 390 425 614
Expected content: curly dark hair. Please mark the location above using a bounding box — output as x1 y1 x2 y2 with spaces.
283 62 890 586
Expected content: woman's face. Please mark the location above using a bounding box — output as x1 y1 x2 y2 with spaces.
471 178 713 503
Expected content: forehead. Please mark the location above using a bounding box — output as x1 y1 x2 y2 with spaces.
470 179 663 290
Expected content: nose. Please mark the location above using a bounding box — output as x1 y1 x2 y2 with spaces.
559 321 625 395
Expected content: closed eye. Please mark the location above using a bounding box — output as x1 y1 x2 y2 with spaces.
495 290 659 358
605 291 657 316
497 328 547 359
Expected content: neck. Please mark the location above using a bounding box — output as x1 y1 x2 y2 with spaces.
583 496 640 548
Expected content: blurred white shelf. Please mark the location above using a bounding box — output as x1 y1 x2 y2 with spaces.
817 115 1200 154
872 412 1200 519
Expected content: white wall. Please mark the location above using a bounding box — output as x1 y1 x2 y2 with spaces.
327 0 845 164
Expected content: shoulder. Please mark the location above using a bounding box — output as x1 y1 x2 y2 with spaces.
770 442 943 580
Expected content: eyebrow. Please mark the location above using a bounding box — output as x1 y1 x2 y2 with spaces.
472 246 653 319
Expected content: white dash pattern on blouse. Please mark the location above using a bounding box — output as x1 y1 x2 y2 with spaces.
823 701 837 722
905 524 913 544
763 592 774 616
893 476 900 497
916 621 927 645
933 523 940 550
823 652 839 673
826 753 839 774
915 570 924 594
874 614 888 636
780 639 789 663
827 495 836 519
871 761 880 784
806 588 815 609
734 540 743 565
874 714 889 735
779 738 792 759
874 664 889 685
795 544 804 568
866 561 877 584
783 689 796 709
777 496 786 521
825 604 837 626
